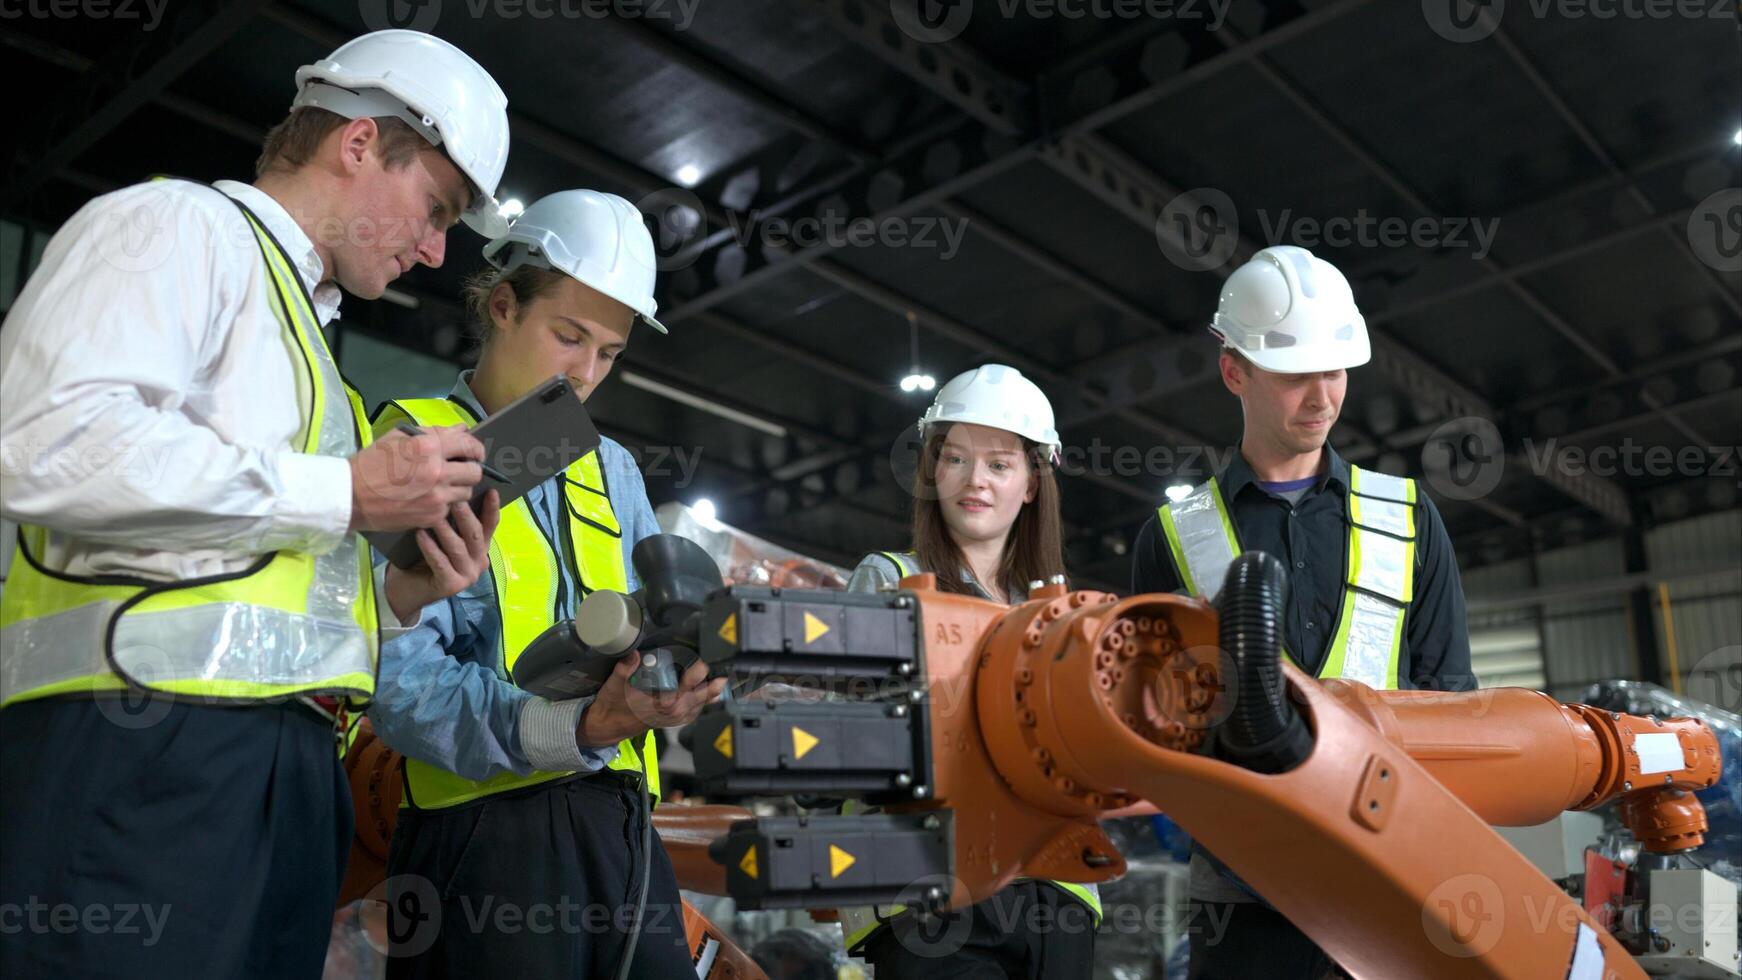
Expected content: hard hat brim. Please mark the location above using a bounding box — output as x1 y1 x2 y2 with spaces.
1239 334 1372 375
463 199 510 239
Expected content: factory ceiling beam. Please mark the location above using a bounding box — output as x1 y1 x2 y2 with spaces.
933 199 1178 336
801 0 1033 135
0 0 269 213
599 15 881 166
659 0 1376 322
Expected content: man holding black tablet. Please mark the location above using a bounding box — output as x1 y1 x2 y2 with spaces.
0 29 511 978
366 188 725 978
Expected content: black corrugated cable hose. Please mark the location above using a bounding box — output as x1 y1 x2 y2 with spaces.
1214 551 1313 774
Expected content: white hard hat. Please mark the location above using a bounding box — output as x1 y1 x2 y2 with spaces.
919 364 1059 462
293 30 511 238
1209 245 1371 374
482 189 667 334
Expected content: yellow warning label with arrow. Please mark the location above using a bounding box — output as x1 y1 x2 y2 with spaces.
829 844 855 878
792 726 818 760
803 611 830 644
717 613 738 645
740 846 758 880
713 726 733 759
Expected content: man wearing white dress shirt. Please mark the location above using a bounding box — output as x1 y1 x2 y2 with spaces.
0 30 512 978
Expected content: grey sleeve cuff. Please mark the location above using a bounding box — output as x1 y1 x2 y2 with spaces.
845 555 899 594
517 697 619 773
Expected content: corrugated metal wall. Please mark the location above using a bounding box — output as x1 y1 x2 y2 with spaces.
1463 511 1742 709
1536 539 1634 701
1464 558 1546 689
1646 511 1742 712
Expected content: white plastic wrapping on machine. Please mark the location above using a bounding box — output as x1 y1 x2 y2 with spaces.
656 502 850 590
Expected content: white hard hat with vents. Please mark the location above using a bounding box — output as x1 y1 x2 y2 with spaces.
919 364 1059 462
1210 245 1371 374
482 189 667 334
293 29 512 238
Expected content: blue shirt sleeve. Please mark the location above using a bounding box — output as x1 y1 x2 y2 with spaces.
601 438 661 589
367 440 658 781
366 592 537 781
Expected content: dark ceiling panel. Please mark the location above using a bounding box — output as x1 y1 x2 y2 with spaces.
1260 0 1608 217
1498 4 1741 174
956 159 1222 331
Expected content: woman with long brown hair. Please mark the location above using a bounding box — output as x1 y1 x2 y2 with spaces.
839 364 1099 978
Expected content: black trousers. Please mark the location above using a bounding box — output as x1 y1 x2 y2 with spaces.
0 698 350 979
862 880 1097 979
385 771 692 979
1187 901 1348 980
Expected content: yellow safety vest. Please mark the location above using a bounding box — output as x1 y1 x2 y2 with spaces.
838 551 1103 954
1154 464 1418 690
371 397 659 809
0 185 378 707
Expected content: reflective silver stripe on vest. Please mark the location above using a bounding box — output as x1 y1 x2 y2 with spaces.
1 600 124 699
1350 493 1411 538
1356 525 1410 605
1333 465 1419 690
1336 591 1405 690
1161 479 1239 602
2 587 368 700
291 269 370 648
105 600 372 692
1351 467 1413 504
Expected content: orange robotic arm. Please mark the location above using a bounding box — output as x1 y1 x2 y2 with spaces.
682 554 1722 979
902 564 1720 980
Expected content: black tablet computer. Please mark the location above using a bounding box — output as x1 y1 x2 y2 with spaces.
366 375 601 569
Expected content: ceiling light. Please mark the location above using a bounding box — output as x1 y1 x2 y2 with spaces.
692 498 718 526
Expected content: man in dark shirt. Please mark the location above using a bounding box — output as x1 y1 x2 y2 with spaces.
1130 246 1475 979
1131 444 1474 691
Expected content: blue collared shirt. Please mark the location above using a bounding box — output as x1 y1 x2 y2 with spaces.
365 372 662 780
